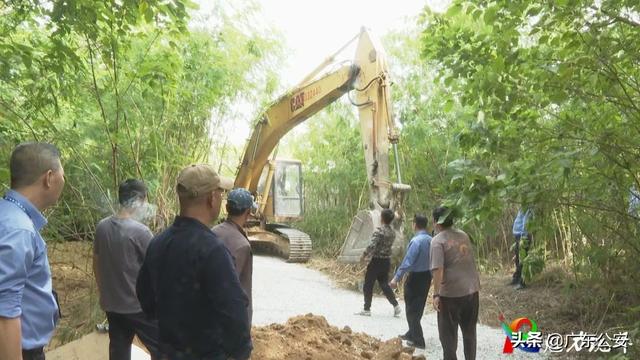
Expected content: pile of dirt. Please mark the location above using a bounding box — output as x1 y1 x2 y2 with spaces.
252 314 422 360
47 314 424 360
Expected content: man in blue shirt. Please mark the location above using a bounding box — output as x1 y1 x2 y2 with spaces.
511 208 532 290
629 186 639 217
0 143 65 360
389 214 432 350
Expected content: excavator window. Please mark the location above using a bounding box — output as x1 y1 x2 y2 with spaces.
273 161 303 218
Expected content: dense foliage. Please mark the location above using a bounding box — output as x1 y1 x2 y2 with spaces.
290 1 639 347
419 0 639 313
0 0 282 239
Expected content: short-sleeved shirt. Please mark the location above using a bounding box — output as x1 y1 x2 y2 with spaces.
136 216 252 360
94 216 153 314
211 220 253 324
0 190 58 349
430 228 480 297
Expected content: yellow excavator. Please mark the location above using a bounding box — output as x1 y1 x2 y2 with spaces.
234 27 411 263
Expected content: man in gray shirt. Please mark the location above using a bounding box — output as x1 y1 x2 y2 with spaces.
212 188 255 325
430 206 480 360
93 179 160 360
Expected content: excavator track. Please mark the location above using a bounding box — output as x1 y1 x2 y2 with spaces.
274 227 312 263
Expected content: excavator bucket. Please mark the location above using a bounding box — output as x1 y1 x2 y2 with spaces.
337 210 403 263
338 210 379 263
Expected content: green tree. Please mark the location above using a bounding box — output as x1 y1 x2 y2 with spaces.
0 0 283 238
419 0 640 344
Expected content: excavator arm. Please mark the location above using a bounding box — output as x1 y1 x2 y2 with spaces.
234 28 411 263
235 64 359 192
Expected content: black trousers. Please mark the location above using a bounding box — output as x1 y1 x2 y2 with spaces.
437 292 479 360
363 257 398 310
403 271 432 348
22 347 45 360
159 344 230 360
159 346 226 360
512 234 531 284
107 311 161 360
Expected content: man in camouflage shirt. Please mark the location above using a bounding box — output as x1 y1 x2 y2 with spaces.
356 209 401 317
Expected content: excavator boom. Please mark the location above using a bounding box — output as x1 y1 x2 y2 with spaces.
234 28 410 263
235 64 359 191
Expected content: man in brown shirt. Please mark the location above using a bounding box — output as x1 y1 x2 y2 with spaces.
430 206 480 360
212 188 255 324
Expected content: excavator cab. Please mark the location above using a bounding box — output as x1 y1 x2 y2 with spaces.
273 160 303 220
258 159 304 221
248 159 311 263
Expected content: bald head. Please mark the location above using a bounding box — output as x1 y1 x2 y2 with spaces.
10 142 62 189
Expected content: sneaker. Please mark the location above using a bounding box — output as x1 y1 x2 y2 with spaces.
406 340 426 350
355 309 371 316
413 347 427 358
393 304 402 317
515 282 527 290
399 333 410 341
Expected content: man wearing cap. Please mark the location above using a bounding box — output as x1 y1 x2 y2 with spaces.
212 188 255 325
136 164 252 360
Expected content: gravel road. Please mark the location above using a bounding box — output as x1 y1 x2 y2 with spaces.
253 255 540 359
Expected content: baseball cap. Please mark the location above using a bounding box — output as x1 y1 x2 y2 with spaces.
176 164 234 198
227 188 258 211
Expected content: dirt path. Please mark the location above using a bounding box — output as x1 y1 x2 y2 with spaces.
253 255 536 359
46 332 149 360
48 255 539 359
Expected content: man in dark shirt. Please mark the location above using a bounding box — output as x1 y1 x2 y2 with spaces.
94 179 160 359
136 164 252 360
356 209 401 317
